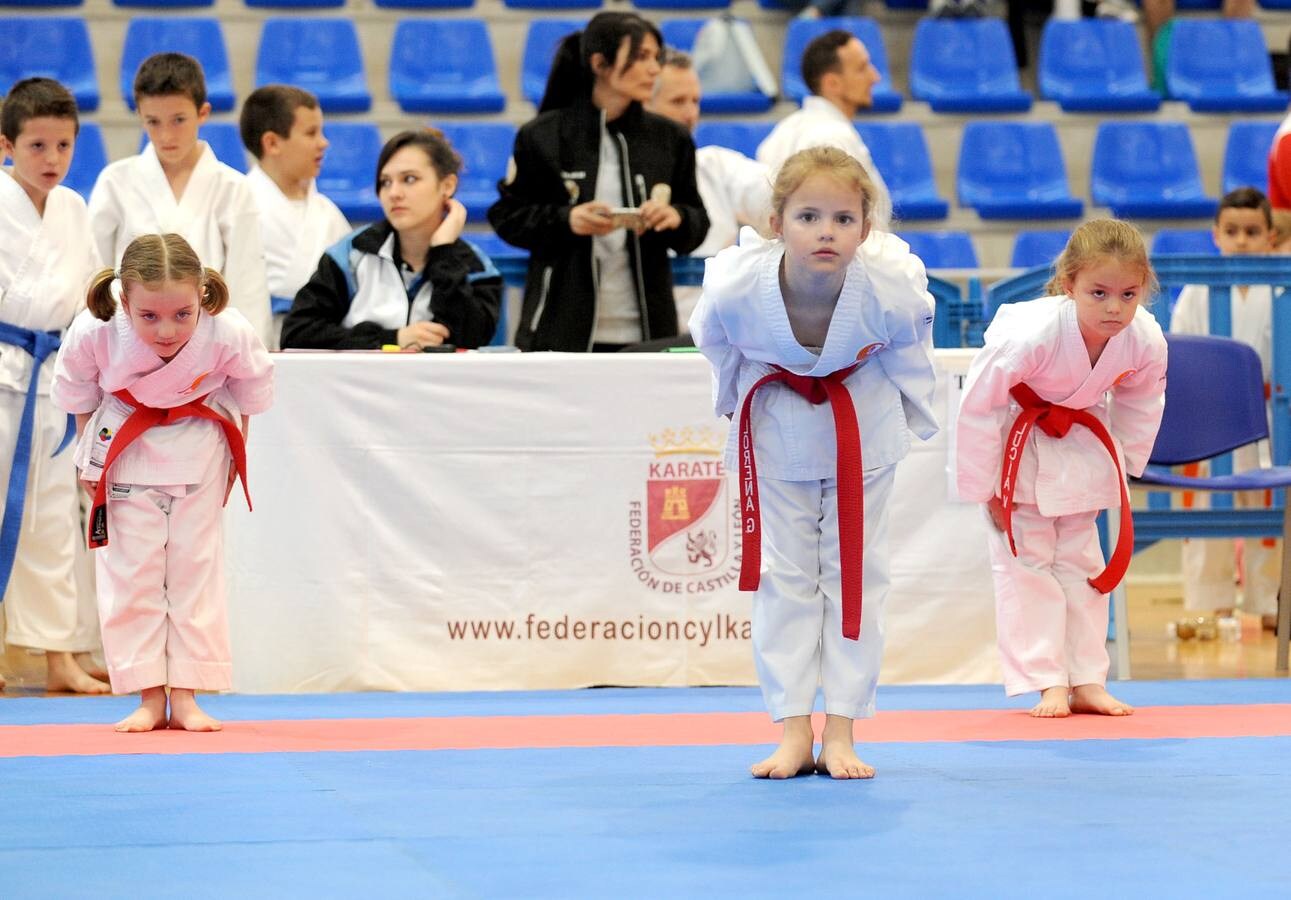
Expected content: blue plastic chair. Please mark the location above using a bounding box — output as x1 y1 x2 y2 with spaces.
1151 228 1218 256
895 230 978 270
782 17 902 113
1166 20 1287 113
855 122 948 221
505 0 599 10
521 19 585 106
658 18 772 114
120 18 234 112
256 18 371 113
1090 122 1218 219
390 20 505 114
1010 230 1071 269
315 122 383 223
0 17 98 112
63 121 107 199
910 18 1031 113
1223 120 1279 195
436 122 516 223
1037 18 1159 113
957 121 1082 220
139 121 247 173
693 121 773 160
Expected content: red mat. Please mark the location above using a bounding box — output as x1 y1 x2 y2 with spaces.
4 704 1291 759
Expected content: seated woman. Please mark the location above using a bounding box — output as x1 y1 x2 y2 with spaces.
282 129 502 350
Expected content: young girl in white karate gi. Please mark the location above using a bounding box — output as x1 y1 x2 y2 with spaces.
956 219 1168 718
52 233 273 732
690 146 938 779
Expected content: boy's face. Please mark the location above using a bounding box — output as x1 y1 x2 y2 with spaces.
138 94 210 168
268 105 328 181
0 116 77 204
1213 206 1272 256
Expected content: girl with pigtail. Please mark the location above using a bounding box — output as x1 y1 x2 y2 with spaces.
52 232 273 732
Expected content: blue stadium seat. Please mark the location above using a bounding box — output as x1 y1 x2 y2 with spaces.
1091 122 1218 219
659 18 772 113
895 230 978 270
505 0 599 10
1223 120 1279 195
910 18 1031 113
63 121 106 199
436 122 516 223
693 121 773 159
782 17 901 113
0 17 98 112
854 122 948 221
1151 228 1218 256
521 19 585 106
375 0 472 7
390 20 505 114
120 18 234 112
1011 230 1071 269
139 122 247 173
1037 19 1159 113
315 122 383 222
256 18 371 114
957 122 1082 220
1166 20 1286 113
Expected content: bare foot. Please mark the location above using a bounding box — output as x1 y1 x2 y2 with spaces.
115 687 168 733
1070 683 1133 716
75 652 110 682
168 688 222 732
1030 685 1071 718
750 715 814 779
815 714 874 780
45 651 110 695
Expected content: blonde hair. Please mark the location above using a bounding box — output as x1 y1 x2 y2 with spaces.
1045 218 1158 300
1271 208 1291 246
771 146 877 226
86 233 229 321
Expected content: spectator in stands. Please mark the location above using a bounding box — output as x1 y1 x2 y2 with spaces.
88 53 271 346
488 12 709 352
239 85 350 348
281 129 501 351
646 50 771 330
1144 0 1255 91
756 30 892 229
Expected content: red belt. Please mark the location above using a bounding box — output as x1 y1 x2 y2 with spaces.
737 363 863 640
1000 383 1132 594
87 388 250 549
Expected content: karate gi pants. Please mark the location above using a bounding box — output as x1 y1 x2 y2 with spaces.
752 465 894 721
0 389 99 653
986 503 1109 696
95 451 231 694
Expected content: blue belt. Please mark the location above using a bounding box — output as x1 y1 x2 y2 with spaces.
271 295 293 316
0 321 75 602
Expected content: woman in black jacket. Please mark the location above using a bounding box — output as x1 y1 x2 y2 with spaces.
488 12 709 352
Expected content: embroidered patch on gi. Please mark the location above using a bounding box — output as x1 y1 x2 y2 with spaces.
1113 368 1138 387
97 427 113 442
179 371 213 396
856 341 885 362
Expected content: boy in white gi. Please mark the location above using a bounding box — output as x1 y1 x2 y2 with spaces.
957 220 1168 718
52 234 273 732
690 146 937 779
1169 188 1279 629
0 77 108 694
239 85 349 347
89 53 272 346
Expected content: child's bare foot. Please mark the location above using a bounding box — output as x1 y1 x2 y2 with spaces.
45 651 110 695
115 687 168 732
167 688 222 732
1070 683 1133 716
1030 685 1071 718
815 714 874 780
750 715 814 779
75 652 110 682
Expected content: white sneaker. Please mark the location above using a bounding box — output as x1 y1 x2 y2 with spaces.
1095 0 1139 23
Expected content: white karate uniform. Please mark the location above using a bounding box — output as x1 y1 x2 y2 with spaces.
690 228 937 720
51 307 273 693
0 174 101 653
957 297 1167 695
1169 284 1280 615
755 96 892 229
246 166 350 348
88 143 273 346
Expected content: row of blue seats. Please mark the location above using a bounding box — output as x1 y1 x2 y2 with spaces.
3 15 1285 116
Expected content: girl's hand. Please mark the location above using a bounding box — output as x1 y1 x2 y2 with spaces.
638 200 681 233
430 199 467 247
985 495 1012 533
397 321 451 350
79 477 98 499
569 202 615 236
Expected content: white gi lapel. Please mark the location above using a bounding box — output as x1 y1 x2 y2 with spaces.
175 144 221 229
134 144 180 229
1056 300 1120 409
115 309 217 406
0 173 43 321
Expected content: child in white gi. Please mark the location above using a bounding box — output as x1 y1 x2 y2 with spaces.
0 77 108 694
957 219 1168 718
52 233 273 732
691 146 938 779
